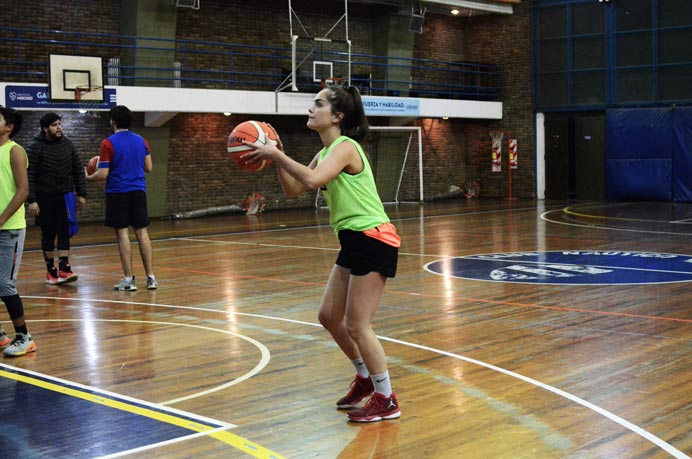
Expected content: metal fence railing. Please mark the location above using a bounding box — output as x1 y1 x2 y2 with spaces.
0 27 499 101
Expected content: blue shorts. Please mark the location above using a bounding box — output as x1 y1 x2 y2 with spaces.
0 229 25 297
336 229 398 278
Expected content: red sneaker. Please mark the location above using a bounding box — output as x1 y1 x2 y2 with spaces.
58 269 78 284
46 270 59 285
347 392 400 422
337 375 374 409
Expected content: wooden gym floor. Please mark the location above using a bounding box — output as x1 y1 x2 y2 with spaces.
3 198 692 458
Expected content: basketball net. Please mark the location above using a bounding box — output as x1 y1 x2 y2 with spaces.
241 192 267 215
321 77 346 89
75 85 103 101
461 179 480 198
75 85 104 117
490 131 503 173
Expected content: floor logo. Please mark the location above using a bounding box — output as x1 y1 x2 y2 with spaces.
424 251 692 285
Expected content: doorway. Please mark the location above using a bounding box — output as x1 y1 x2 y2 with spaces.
544 113 605 200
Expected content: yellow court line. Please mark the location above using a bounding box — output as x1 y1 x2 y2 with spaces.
208 431 286 459
0 369 286 459
562 205 669 223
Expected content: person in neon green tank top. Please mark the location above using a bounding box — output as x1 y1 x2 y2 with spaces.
243 86 401 422
0 106 37 356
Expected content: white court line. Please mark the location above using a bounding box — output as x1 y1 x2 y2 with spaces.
95 427 232 459
23 318 271 405
172 237 340 253
170 237 441 259
24 296 690 458
459 255 692 275
379 336 689 458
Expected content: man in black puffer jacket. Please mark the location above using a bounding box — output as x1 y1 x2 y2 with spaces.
26 113 87 285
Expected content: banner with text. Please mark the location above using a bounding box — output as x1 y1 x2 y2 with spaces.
5 85 116 110
362 97 420 117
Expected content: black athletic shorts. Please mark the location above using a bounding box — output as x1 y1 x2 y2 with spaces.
336 229 398 278
105 190 150 229
35 193 67 228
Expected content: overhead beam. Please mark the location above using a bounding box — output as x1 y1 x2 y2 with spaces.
421 0 513 15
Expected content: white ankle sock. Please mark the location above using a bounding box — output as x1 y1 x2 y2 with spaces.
371 371 392 397
351 357 369 378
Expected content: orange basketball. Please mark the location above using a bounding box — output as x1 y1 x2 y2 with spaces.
227 120 277 172
86 156 99 175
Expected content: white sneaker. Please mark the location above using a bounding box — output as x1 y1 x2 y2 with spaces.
113 277 137 291
3 333 36 357
146 276 158 290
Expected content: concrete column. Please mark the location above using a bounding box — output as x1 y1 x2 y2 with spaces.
372 13 415 97
121 0 178 87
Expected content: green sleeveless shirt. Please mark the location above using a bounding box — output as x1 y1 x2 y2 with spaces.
318 136 389 233
0 140 27 230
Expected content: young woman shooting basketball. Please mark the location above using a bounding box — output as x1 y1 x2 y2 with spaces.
242 86 401 422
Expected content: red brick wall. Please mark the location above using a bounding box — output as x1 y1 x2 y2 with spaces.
414 3 534 199
5 0 535 222
464 2 534 198
12 112 112 223
166 114 322 214
2 1 121 84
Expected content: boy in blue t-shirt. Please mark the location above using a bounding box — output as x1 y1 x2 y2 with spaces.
86 105 158 291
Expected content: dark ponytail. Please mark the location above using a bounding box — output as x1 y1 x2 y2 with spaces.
326 85 370 143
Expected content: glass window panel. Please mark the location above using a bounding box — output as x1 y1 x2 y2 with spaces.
574 37 605 70
573 71 605 105
659 64 692 101
537 73 568 108
538 40 567 73
537 6 567 39
573 3 605 35
659 29 692 64
616 68 653 103
615 0 652 32
659 0 692 28
616 33 652 67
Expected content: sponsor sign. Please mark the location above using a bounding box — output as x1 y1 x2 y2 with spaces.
424 251 692 285
5 85 116 109
362 96 420 116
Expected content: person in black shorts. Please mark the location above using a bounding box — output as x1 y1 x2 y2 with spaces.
26 113 86 285
85 106 157 291
242 85 401 422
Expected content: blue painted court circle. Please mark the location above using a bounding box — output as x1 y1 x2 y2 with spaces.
423 251 692 285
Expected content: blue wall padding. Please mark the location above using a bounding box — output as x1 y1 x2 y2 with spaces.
606 159 672 201
606 109 673 201
606 108 673 159
673 108 692 202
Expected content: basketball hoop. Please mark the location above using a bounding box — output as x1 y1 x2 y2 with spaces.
321 77 346 89
74 84 105 116
74 84 103 102
461 179 480 198
489 130 504 144
241 192 267 215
